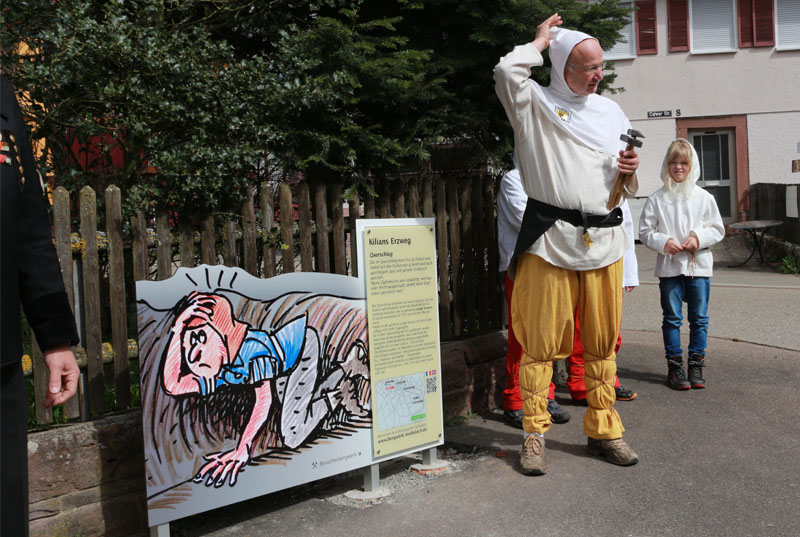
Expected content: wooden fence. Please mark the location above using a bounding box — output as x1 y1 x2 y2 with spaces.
26 173 504 425
749 182 800 246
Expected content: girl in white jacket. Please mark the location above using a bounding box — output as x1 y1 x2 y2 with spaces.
639 139 725 390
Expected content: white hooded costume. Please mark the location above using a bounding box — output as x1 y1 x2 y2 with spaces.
497 167 639 286
638 139 725 278
493 27 637 271
493 28 639 442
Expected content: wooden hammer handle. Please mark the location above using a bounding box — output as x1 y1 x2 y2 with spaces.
606 142 634 210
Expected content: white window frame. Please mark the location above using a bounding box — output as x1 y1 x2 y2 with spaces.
604 2 637 60
689 0 739 54
775 0 800 51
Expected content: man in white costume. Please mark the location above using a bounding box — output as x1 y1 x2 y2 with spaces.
494 13 640 475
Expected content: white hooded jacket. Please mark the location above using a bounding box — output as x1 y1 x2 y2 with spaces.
638 139 725 278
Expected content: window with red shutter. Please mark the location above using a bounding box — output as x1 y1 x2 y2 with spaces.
753 0 775 46
636 0 658 54
739 0 774 47
668 0 689 52
739 0 755 47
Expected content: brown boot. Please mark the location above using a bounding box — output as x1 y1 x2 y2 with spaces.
519 434 546 475
587 437 639 466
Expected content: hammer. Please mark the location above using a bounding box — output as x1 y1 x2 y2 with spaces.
606 128 644 210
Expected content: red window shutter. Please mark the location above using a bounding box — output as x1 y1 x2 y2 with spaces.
739 0 754 48
636 1 658 54
753 0 774 47
667 0 689 52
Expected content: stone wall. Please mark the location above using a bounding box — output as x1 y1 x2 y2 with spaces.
27 331 508 537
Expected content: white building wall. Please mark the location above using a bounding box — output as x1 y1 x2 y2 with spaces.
629 117 677 196
599 0 800 226
748 112 800 186
607 1 800 119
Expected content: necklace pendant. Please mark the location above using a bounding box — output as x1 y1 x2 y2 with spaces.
583 231 594 248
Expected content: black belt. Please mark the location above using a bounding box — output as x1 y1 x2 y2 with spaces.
511 198 623 262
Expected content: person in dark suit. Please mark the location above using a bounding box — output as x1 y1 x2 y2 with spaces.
1 74 80 537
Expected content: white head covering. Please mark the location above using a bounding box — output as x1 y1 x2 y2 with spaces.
659 138 699 200
528 27 629 156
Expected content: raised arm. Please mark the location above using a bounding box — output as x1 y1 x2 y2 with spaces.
493 14 561 131
161 293 218 395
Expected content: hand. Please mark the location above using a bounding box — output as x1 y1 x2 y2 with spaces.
173 293 217 331
624 286 636 293
682 236 699 252
43 345 80 408
194 446 251 487
618 148 639 176
664 238 683 255
533 13 563 51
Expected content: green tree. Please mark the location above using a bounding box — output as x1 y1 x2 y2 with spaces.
2 0 631 211
2 0 280 220
381 0 632 172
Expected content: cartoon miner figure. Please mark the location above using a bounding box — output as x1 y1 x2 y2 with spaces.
161 291 363 487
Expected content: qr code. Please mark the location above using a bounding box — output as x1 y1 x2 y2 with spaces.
426 376 437 394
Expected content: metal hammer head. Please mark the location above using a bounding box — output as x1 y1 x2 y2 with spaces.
620 128 645 148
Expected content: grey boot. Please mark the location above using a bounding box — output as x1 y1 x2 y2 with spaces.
667 356 691 390
688 353 706 389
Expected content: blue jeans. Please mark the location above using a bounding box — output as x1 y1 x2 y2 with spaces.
659 276 710 358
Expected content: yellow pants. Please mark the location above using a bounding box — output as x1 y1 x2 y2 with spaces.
511 253 624 439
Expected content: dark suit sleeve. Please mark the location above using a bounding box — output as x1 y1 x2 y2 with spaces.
3 76 79 352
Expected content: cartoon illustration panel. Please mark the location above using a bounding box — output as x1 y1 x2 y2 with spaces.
136 266 371 526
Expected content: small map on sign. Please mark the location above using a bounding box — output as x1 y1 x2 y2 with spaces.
376 373 426 432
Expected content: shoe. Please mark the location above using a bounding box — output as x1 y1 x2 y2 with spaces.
519 434 546 475
666 356 691 390
614 385 638 401
688 354 706 389
587 437 639 466
546 399 571 424
503 409 523 429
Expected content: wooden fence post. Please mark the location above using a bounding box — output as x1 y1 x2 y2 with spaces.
297 181 313 272
280 182 295 273
331 183 346 275
79 186 104 414
447 174 462 336
460 179 475 333
242 188 258 275
260 183 277 277
32 340 52 424
201 215 216 265
392 179 405 218
483 177 500 329
407 178 420 219
156 212 171 280
435 177 451 338
222 219 237 267
105 186 129 408
422 174 434 218
53 187 81 419
378 181 391 219
472 175 487 331
131 211 149 282
348 192 360 277
365 189 376 219
313 182 330 273
180 224 195 269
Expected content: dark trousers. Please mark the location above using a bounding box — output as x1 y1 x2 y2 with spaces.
1 362 29 537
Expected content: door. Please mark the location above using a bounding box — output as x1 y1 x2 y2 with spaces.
689 129 736 223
